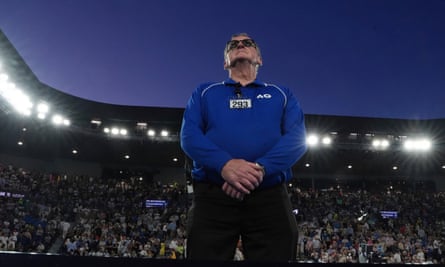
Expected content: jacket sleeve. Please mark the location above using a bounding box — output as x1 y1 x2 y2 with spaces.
255 90 307 176
180 88 232 174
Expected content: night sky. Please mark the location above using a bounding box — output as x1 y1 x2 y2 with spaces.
1 0 444 119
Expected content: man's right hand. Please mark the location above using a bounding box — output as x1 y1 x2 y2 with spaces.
220 159 264 196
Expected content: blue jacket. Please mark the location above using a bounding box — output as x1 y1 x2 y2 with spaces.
180 78 307 189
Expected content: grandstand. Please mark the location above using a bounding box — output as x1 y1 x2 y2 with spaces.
1 28 445 266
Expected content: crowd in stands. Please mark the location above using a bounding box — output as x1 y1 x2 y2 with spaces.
1 161 445 264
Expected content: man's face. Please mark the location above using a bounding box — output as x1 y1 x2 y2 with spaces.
224 36 262 68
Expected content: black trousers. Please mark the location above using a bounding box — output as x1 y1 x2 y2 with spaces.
186 182 298 261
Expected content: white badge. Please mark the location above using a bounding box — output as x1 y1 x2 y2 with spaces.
230 99 252 109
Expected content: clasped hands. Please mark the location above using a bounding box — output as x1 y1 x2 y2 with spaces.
220 159 264 200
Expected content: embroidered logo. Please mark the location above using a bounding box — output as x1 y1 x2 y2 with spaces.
256 94 272 99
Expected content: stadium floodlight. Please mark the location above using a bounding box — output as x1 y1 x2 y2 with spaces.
372 138 390 150
111 127 120 135
51 114 70 126
147 129 156 136
36 103 49 120
37 102 49 113
106 127 127 136
321 136 332 145
52 114 63 124
3 86 33 116
306 134 332 147
119 128 128 135
403 138 432 152
306 134 319 147
160 130 169 137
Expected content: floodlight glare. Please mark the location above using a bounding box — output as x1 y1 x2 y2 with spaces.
306 134 319 146
37 103 49 113
111 128 120 135
372 138 390 150
161 130 169 137
0 73 8 82
103 127 110 133
147 129 156 136
321 136 332 145
37 113 46 120
52 114 63 124
120 129 128 135
5 88 33 116
404 138 432 152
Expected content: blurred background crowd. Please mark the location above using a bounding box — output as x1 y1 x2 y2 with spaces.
1 162 444 264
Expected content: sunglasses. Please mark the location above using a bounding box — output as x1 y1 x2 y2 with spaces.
226 39 257 51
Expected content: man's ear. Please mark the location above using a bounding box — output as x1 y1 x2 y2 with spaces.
257 56 263 66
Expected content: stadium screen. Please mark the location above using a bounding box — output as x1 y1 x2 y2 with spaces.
380 210 398 219
145 199 168 208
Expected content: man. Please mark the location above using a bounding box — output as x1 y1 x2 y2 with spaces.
180 33 307 261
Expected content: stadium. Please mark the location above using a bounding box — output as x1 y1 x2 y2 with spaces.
1 28 445 266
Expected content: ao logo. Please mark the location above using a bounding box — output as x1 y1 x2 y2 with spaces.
256 94 272 99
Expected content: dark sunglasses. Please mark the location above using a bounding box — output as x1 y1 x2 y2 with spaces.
226 39 256 51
